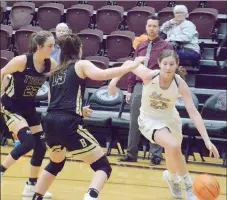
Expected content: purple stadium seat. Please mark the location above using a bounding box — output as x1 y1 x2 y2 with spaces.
78 29 103 58
96 5 124 34
0 24 13 50
206 1 227 14
85 56 109 88
189 8 218 39
0 50 14 69
158 7 174 25
111 61 131 90
127 6 155 36
14 26 42 55
37 3 64 30
66 4 93 33
106 30 135 61
0 1 7 23
10 2 35 30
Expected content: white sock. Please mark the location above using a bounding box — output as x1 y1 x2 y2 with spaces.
84 193 98 200
181 172 193 188
168 171 180 183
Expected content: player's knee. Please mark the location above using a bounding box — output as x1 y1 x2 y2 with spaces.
90 156 112 179
168 141 181 152
10 127 34 160
50 148 66 163
10 142 33 160
31 131 47 166
45 159 66 176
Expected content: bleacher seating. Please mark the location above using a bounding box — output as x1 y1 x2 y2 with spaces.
1 0 227 166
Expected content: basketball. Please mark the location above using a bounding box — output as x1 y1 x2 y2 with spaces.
193 174 220 200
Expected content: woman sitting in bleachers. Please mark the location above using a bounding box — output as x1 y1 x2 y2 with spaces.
160 5 201 66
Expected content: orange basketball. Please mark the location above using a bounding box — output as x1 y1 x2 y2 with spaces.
193 174 220 200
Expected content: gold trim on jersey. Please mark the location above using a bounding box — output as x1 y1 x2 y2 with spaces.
1 107 23 131
68 145 97 157
67 126 99 157
5 76 15 97
78 125 99 144
76 85 82 116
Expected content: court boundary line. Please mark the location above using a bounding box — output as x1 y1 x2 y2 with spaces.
1 152 226 178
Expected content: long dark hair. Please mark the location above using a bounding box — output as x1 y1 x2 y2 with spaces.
47 34 82 76
158 49 187 80
29 31 53 53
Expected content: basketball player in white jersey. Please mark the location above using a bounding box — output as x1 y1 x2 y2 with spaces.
108 49 219 200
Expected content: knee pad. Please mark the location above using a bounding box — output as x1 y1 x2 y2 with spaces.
10 127 34 160
31 131 47 166
90 156 112 179
45 159 66 176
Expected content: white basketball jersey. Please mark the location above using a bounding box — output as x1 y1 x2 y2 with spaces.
140 70 180 120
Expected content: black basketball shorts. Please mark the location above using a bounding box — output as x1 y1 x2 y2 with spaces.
43 111 100 157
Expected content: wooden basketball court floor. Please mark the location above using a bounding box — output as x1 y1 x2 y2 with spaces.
1 146 226 200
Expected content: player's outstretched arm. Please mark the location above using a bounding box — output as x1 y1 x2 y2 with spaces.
179 78 220 159
108 57 153 96
76 56 148 81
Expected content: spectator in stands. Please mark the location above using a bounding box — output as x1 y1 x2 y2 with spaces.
51 23 69 62
160 5 201 66
120 16 173 165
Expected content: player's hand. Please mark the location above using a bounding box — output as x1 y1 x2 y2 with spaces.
126 92 132 104
204 140 220 159
134 56 149 65
82 106 93 118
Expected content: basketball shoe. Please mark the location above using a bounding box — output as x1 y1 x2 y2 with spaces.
163 170 183 199
22 182 52 198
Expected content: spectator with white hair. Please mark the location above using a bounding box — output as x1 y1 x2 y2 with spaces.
160 5 201 66
51 23 70 62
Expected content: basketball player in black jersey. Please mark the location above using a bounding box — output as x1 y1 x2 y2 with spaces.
0 31 58 198
31 34 147 200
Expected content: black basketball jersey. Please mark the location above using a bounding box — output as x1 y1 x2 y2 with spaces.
48 63 86 117
4 54 51 102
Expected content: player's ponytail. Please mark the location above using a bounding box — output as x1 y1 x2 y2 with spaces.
176 66 187 80
47 34 82 77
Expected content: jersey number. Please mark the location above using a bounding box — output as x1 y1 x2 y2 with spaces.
23 86 40 97
52 71 66 86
